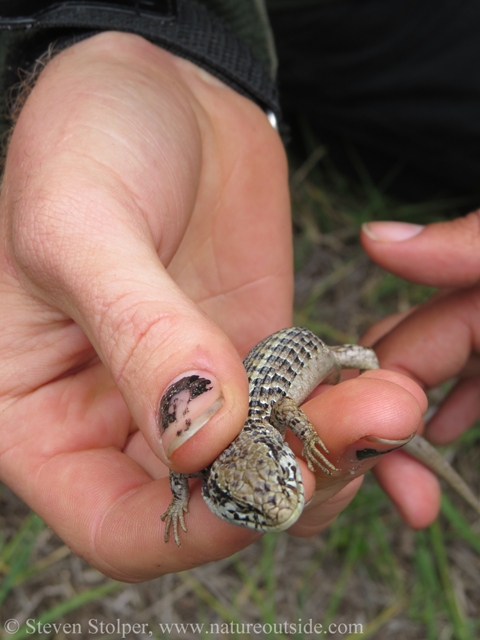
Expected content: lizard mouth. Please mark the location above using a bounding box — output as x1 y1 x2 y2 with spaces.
202 471 306 533
258 457 306 532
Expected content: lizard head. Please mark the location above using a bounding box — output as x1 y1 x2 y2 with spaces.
202 431 305 532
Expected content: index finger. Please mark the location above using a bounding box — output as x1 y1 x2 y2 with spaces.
370 287 480 527
374 285 480 389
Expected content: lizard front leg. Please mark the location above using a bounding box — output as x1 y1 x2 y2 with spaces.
161 471 191 546
270 396 337 475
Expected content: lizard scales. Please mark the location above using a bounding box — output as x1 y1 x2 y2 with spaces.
162 327 480 546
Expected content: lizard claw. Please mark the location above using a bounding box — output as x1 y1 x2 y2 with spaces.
270 396 338 476
303 435 337 475
161 500 188 547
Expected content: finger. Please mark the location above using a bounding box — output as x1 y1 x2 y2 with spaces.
3 35 275 471
425 375 480 444
0 367 256 579
361 211 480 287
369 289 480 525
373 450 441 529
374 286 480 389
288 478 364 538
302 369 426 463
8 221 250 473
360 290 453 347
288 369 426 536
361 309 414 347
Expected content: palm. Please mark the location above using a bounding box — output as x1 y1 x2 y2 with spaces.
0 34 292 576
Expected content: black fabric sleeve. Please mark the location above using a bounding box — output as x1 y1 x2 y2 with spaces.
0 0 280 122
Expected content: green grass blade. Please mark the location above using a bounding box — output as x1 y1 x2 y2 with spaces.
429 521 474 640
412 530 441 640
0 514 44 607
323 524 366 626
7 581 123 640
441 495 480 555
0 513 44 567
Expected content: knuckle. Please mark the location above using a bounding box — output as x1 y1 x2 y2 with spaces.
99 294 188 388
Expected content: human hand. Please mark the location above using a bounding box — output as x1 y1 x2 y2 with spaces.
0 31 291 578
361 214 480 527
0 31 425 579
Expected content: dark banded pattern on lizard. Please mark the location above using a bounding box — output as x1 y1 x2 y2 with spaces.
161 327 480 546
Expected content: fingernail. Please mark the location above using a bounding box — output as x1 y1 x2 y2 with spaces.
362 221 424 242
158 371 224 458
338 433 415 470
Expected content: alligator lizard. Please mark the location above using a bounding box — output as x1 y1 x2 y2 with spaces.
161 327 480 546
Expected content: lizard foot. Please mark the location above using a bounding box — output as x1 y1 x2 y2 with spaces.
161 500 188 546
302 434 337 475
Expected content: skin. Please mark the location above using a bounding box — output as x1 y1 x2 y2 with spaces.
0 32 428 581
361 216 480 528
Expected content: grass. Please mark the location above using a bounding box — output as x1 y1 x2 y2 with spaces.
0 511 123 638
1 147 479 639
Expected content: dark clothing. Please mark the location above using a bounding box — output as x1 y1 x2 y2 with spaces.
270 0 480 202
2 0 480 203
0 1 280 123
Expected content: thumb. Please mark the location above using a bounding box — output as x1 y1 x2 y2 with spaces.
1 34 252 475
15 230 250 473
361 211 480 287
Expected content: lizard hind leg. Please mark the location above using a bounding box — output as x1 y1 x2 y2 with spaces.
270 396 337 475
